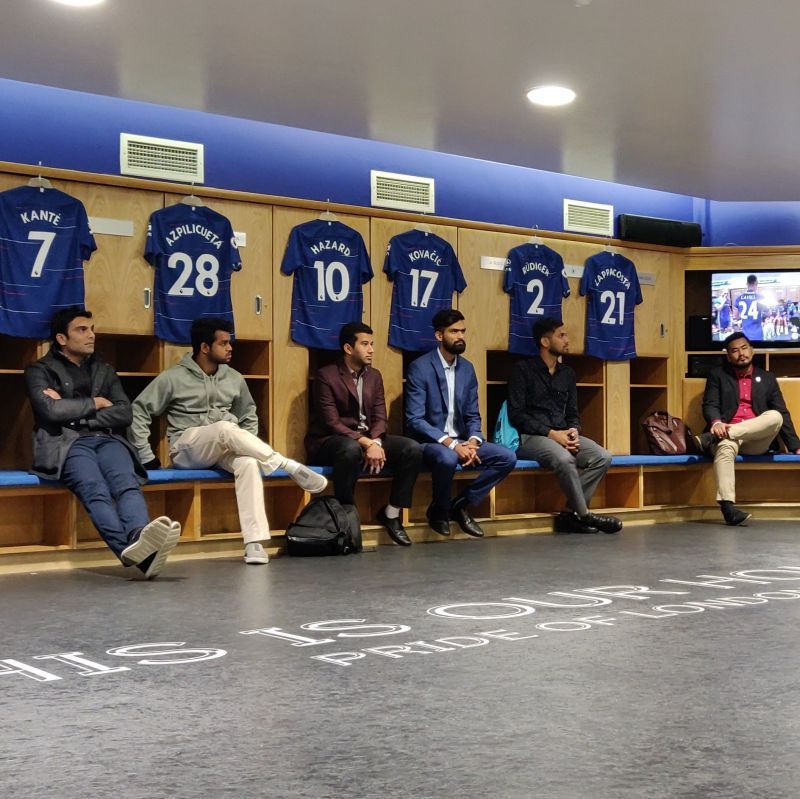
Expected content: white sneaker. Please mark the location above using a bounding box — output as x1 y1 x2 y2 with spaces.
120 516 172 566
244 542 270 564
143 520 181 580
285 461 328 493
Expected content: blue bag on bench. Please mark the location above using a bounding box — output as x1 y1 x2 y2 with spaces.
493 400 520 451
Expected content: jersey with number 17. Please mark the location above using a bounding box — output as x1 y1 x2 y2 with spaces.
281 219 373 350
145 204 241 344
504 243 569 355
0 186 96 339
384 229 466 352
579 251 643 361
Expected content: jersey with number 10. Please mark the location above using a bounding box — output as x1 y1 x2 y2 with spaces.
281 219 373 350
145 204 241 344
504 243 569 355
384 229 466 352
0 186 96 339
579 251 643 360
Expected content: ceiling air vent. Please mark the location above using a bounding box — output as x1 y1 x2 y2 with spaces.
563 199 614 237
120 133 204 183
371 170 435 214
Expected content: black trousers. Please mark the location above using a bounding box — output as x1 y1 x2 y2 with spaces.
312 435 423 506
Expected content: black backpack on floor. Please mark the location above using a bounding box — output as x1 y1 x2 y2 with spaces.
285 497 362 556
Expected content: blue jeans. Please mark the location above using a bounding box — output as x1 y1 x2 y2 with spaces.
422 441 516 516
60 435 150 560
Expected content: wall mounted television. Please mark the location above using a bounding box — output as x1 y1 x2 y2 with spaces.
710 270 800 346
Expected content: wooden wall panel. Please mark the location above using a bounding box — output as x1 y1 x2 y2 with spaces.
59 180 163 335
605 360 631 454
165 193 272 341
369 219 459 433
272 208 372 459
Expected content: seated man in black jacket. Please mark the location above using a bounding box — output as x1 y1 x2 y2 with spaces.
696 331 800 526
507 317 621 534
24 307 180 578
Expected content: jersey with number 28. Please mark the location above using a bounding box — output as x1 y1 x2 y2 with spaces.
281 219 373 350
504 243 569 355
384 229 466 352
579 251 643 360
145 204 241 344
0 186 96 339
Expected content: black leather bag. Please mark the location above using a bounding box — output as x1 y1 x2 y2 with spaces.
286 497 362 556
641 411 695 455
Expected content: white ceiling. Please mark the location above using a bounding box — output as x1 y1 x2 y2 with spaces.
3 0 800 201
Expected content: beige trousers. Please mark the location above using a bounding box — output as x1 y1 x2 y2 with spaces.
712 410 783 501
170 421 287 544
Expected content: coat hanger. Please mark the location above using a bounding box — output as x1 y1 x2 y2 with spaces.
603 237 616 255
181 182 204 209
27 162 53 193
318 198 339 225
413 212 433 236
527 224 543 246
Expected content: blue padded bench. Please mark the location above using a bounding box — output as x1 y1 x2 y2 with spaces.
1 455 799 489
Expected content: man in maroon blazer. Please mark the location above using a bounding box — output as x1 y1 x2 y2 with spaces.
306 322 422 546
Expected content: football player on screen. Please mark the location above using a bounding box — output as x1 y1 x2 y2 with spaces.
733 274 765 342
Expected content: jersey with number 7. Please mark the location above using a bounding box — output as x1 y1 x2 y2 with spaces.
0 186 96 339
145 203 242 344
580 251 643 361
281 219 373 350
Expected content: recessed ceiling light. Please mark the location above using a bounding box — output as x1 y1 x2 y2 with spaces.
50 0 105 7
526 86 576 107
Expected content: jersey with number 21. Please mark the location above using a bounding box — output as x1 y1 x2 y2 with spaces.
580 251 643 361
145 204 241 344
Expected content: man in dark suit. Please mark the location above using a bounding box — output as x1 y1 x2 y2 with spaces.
405 308 516 537
24 307 180 578
696 331 800 525
508 317 620 534
306 322 422 546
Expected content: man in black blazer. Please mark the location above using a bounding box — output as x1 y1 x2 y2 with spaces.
24 307 180 578
697 331 800 525
306 322 422 546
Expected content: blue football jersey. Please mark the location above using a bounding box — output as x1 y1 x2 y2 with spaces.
0 186 96 339
145 204 241 344
281 219 373 350
579 251 643 361
503 243 569 355
734 291 765 341
384 229 466 352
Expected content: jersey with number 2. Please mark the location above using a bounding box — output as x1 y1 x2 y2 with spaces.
145 204 241 344
580 251 642 360
281 219 373 350
504 243 569 355
0 186 96 339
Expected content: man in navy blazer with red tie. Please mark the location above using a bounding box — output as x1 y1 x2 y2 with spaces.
405 308 516 537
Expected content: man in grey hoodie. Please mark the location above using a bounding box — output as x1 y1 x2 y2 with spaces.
130 317 327 564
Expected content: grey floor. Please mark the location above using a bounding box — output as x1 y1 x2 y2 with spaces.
3 520 800 799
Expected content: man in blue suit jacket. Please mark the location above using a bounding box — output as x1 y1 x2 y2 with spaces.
405 309 516 537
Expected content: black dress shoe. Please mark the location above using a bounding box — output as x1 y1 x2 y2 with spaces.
693 432 716 456
450 501 485 538
426 504 451 536
553 511 599 534
722 506 752 526
585 512 623 534
377 507 412 546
